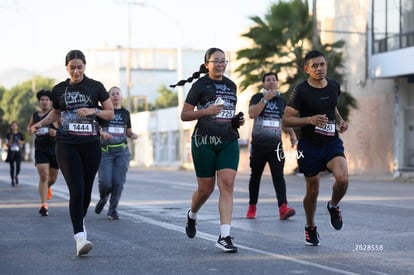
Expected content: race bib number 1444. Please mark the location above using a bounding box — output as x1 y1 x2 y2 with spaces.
69 123 93 135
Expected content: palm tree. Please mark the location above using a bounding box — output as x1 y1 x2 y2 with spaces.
235 0 357 121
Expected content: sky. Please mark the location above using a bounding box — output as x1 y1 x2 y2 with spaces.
0 0 273 72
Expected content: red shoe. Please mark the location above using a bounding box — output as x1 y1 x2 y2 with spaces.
246 204 256 219
47 187 52 200
279 203 295 220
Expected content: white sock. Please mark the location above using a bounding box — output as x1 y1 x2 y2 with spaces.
220 224 231 238
188 209 197 220
74 232 86 241
83 220 87 238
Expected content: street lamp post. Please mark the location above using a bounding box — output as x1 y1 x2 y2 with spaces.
134 3 185 167
117 0 145 111
126 3 132 111
116 1 185 166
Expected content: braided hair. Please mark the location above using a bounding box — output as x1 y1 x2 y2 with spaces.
170 47 225 88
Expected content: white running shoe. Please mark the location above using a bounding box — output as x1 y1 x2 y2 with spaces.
74 232 93 256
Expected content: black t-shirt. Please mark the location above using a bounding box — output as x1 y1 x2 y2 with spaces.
32 110 57 147
6 132 24 151
250 92 286 146
52 76 109 144
98 107 131 146
288 78 340 144
185 75 239 141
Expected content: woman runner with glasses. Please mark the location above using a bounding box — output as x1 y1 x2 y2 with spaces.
171 47 244 253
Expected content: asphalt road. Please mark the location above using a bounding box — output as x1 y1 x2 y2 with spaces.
0 161 413 275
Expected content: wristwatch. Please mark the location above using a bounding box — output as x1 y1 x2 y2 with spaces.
261 97 268 104
95 108 101 114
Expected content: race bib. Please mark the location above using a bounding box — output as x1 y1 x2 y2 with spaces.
10 145 20 151
215 109 235 119
107 126 126 136
262 119 281 129
68 122 94 136
36 127 49 136
314 121 336 136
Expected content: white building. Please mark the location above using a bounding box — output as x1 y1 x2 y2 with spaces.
84 46 235 170
85 47 207 105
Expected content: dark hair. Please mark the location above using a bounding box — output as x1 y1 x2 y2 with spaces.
65 50 86 66
10 120 18 128
36 89 52 101
170 47 224 88
108 86 121 93
304 50 324 63
262 72 278 83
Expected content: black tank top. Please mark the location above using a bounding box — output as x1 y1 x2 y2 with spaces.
33 110 57 146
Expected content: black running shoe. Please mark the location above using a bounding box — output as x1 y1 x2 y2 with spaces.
215 235 238 253
107 211 120 220
39 206 48 217
304 225 320 246
185 209 196 238
95 198 107 214
327 202 343 230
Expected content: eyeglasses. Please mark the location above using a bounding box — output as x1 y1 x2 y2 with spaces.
207 60 229 66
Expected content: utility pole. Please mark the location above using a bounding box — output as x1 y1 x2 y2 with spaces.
312 0 318 48
116 0 145 111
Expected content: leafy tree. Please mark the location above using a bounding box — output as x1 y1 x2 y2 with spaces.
125 96 153 112
0 76 55 141
153 85 178 110
0 86 7 136
235 0 357 121
135 99 153 112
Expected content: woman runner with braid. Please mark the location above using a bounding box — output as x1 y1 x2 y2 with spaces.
171 47 244 253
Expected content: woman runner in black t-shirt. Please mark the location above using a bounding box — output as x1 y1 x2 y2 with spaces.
171 47 244 253
5 121 25 186
94 86 138 220
31 50 114 256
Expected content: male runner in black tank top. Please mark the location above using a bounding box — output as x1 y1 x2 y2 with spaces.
283 50 349 246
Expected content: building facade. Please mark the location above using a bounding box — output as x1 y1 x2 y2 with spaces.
332 0 414 177
369 0 414 176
